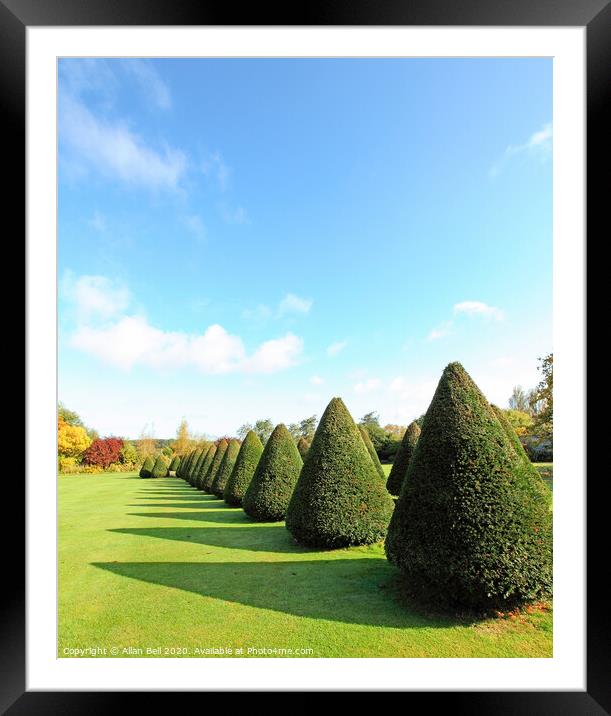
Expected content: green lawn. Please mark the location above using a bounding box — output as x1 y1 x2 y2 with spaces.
58 471 552 658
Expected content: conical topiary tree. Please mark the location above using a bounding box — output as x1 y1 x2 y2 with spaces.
193 448 211 485
296 437 310 460
169 455 181 473
386 362 553 612
243 424 303 522
203 440 228 494
200 444 218 492
224 430 264 506
179 450 195 480
358 425 385 480
386 421 421 496
286 398 394 547
151 455 169 478
491 404 552 504
195 445 215 490
211 439 241 497
186 449 203 485
139 456 154 479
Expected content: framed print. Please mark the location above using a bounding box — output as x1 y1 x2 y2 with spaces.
4 0 603 709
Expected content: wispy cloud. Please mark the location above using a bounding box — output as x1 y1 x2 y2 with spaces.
310 375 324 386
453 300 503 321
121 59 171 110
490 122 552 177
62 273 130 323
202 151 230 191
220 204 250 225
327 340 347 357
425 301 503 341
277 293 313 316
182 214 206 241
59 92 187 190
426 321 453 342
243 293 313 323
89 210 106 232
354 378 381 394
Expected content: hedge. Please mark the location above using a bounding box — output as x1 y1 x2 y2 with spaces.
211 439 241 497
386 421 421 496
224 431 264 506
139 456 155 479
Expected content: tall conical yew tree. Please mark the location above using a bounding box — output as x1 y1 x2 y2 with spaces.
358 425 385 480
286 398 395 547
179 450 196 480
139 456 155 479
169 455 181 473
203 440 228 494
243 424 303 522
386 421 421 496
199 444 217 492
187 449 204 485
211 439 241 497
296 437 310 460
386 362 552 612
224 430 264 506
195 445 215 490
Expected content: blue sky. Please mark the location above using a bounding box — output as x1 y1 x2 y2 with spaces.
58 58 552 439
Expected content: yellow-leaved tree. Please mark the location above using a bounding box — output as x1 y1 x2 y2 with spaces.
58 416 92 457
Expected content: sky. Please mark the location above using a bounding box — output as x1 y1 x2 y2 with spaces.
58 57 552 439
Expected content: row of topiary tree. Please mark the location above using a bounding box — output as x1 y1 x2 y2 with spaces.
154 361 552 612
139 453 180 479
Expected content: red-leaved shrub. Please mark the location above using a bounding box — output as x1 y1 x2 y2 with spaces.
82 437 124 469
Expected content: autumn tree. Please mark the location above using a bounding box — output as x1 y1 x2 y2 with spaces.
531 353 553 443
137 424 156 461
57 416 92 457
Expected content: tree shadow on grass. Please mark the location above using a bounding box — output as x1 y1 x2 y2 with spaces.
109 523 313 554
91 558 464 629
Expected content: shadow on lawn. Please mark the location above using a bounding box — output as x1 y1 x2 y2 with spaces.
110 523 313 553
91 558 460 629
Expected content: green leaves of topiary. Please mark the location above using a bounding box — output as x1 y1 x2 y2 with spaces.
150 455 169 478
224 431 264 506
358 425 385 480
195 446 215 491
286 398 395 548
203 441 227 494
386 421 420 496
211 439 241 498
139 456 154 479
168 455 181 473
386 362 552 612
243 424 303 522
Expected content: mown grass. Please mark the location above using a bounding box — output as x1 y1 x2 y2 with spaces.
58 471 552 658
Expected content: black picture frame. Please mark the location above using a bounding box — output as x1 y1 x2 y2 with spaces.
5 0 602 710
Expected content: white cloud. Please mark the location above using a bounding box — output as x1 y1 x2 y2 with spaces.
220 204 249 225
242 304 274 323
242 293 313 323
426 321 453 342
277 293 313 316
59 92 186 190
202 151 230 190
121 59 171 110
72 316 303 375
327 340 347 357
310 375 324 386
354 378 381 394
453 301 504 321
490 122 552 177
62 273 130 323
243 334 303 374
